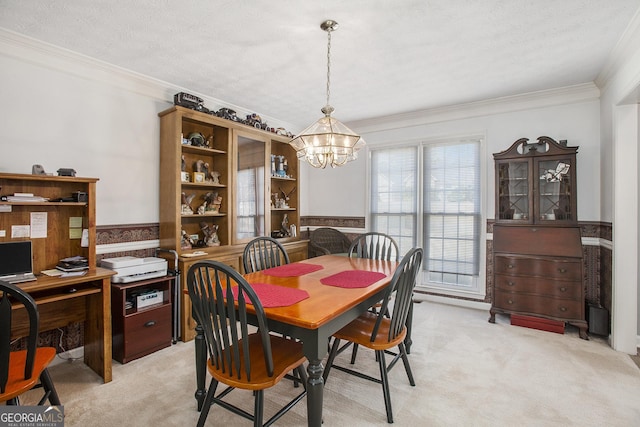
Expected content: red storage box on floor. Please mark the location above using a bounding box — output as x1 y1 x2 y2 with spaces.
510 314 565 334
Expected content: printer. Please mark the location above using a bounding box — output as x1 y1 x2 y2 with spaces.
101 256 168 283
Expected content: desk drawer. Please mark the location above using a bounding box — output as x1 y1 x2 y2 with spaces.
121 304 172 362
494 274 581 299
494 256 581 280
493 291 582 319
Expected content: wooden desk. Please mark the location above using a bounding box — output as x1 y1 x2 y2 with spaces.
11 268 115 383
192 255 398 427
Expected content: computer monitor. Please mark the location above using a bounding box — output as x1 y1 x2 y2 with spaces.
0 241 34 278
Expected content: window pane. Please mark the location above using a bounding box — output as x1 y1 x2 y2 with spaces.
370 138 482 292
423 140 481 282
370 147 418 255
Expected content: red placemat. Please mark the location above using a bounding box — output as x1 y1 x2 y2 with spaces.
232 283 309 308
320 270 387 289
262 263 324 277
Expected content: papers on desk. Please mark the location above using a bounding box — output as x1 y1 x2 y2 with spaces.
42 268 87 278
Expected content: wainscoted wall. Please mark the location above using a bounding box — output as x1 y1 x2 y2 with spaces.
22 218 612 354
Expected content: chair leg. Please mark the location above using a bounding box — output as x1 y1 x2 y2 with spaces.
40 369 61 405
398 342 415 386
376 349 394 423
404 300 414 354
350 343 359 364
254 389 264 427
295 365 308 390
323 338 341 383
197 378 218 427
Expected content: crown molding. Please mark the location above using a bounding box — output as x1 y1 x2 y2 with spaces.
595 7 640 94
347 83 600 135
0 27 296 131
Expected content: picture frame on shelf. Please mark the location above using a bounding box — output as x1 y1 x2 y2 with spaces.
181 172 190 182
193 172 205 183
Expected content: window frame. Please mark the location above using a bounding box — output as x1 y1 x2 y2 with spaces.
367 134 487 299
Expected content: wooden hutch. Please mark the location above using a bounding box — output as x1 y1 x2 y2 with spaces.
158 106 307 341
489 136 588 339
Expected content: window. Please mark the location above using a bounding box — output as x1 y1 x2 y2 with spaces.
370 136 483 295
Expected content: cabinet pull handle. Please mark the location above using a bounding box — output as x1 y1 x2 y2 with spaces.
507 264 514 269
558 268 567 273
144 320 156 327
507 299 514 304
559 287 567 292
507 281 515 286
559 307 567 312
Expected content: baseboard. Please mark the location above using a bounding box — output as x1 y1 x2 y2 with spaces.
414 293 491 311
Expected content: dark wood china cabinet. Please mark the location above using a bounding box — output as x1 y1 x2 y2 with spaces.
489 136 588 339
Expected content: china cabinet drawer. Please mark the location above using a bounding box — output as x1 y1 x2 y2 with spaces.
494 274 581 299
494 256 581 280
493 291 582 320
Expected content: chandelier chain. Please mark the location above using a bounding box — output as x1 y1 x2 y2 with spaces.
326 29 332 110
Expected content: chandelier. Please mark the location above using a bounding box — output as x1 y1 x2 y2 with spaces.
289 20 365 168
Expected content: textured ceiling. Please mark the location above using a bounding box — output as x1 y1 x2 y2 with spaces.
0 0 639 131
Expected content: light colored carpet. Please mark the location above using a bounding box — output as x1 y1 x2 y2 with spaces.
14 301 640 426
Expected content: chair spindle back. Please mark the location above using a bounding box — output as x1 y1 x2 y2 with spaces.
187 261 274 381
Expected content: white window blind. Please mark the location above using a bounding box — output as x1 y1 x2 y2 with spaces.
370 147 418 253
423 141 481 287
370 137 482 293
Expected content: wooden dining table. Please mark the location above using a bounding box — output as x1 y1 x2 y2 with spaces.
191 254 399 427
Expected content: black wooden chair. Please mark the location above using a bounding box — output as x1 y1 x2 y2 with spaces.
0 279 60 406
323 248 423 424
345 232 401 363
242 236 290 274
308 227 351 258
186 261 307 427
348 232 400 263
242 236 301 387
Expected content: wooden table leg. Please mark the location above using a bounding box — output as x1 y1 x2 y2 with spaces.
306 358 324 427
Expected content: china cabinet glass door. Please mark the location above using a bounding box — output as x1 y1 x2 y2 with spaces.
535 156 574 222
496 160 530 221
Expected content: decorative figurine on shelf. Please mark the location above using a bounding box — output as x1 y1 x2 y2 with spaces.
181 192 195 215
181 155 186 172
276 155 286 177
188 132 207 147
202 192 222 214
200 222 220 247
279 186 295 209
207 135 214 147
209 171 221 185
202 162 210 178
272 192 282 209
180 230 192 250
280 214 291 237
271 154 277 177
194 159 204 173
197 201 207 215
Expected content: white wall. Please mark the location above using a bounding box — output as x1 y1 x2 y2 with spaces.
596 12 640 352
0 30 296 226
304 88 602 223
